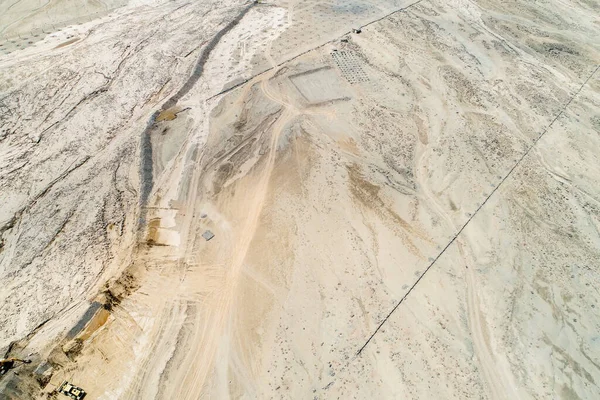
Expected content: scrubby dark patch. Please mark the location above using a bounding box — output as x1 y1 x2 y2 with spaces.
526 39 589 78
204 97 281 197
233 108 249 131
213 162 235 195
212 136 259 196
102 267 140 309
32 362 53 387
62 339 84 360
540 42 580 56
354 103 418 191
465 112 528 173
449 199 458 211
590 116 600 132
439 65 488 108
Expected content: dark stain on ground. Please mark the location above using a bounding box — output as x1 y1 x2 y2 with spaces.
213 162 235 196
146 218 169 246
449 199 458 211
211 134 260 196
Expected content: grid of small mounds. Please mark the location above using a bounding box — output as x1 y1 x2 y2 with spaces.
331 51 369 84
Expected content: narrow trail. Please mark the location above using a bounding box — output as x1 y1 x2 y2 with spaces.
459 241 519 400
176 0 347 391
414 117 515 398
161 14 299 398
175 100 291 400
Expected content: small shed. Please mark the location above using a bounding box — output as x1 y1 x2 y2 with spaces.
202 230 215 241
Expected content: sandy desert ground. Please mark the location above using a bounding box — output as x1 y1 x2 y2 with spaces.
1 0 600 398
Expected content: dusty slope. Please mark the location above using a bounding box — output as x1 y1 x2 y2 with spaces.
1 0 600 398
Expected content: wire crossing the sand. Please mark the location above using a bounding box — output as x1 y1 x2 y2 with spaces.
356 64 600 357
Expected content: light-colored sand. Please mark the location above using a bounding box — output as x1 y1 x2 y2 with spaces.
1 0 600 398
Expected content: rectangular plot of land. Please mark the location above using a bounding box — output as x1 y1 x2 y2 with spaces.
332 51 369 84
289 67 351 104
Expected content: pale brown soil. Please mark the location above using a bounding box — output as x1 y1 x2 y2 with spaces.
1 0 600 399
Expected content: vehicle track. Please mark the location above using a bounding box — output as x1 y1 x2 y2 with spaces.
171 19 298 398
138 1 257 213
